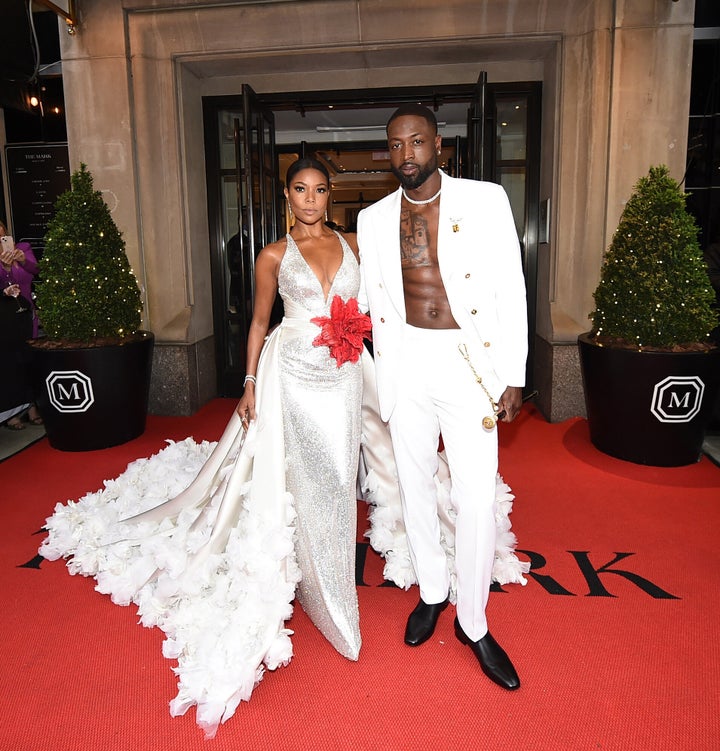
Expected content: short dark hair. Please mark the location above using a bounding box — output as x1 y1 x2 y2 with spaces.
386 104 438 134
286 157 330 186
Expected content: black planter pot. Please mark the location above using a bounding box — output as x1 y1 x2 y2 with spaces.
28 331 154 451
578 332 720 466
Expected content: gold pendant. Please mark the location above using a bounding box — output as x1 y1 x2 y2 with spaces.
452 223 460 233
482 415 497 430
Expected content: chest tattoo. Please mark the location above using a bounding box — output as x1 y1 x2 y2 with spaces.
400 210 432 267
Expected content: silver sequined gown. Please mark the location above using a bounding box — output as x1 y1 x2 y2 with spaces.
277 232 362 659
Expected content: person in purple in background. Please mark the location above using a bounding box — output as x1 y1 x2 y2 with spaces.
0 220 42 429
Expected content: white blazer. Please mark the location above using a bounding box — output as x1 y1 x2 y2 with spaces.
358 171 528 422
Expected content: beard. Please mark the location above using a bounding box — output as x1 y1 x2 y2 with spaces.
391 155 438 190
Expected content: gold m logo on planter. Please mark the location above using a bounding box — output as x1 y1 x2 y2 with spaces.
46 370 95 413
650 376 704 424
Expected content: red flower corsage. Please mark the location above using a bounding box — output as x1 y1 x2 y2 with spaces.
311 295 372 367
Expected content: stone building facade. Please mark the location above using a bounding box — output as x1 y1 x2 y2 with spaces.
54 0 695 419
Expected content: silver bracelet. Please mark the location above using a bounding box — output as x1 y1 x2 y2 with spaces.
243 375 257 386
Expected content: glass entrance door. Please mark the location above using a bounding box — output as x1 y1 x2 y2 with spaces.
203 86 279 396
466 71 488 180
473 81 542 392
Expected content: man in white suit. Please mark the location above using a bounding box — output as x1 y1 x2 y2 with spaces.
357 105 527 690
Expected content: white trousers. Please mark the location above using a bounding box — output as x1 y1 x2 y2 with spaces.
388 325 499 642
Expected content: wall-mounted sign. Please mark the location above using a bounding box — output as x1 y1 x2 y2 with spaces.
5 143 70 255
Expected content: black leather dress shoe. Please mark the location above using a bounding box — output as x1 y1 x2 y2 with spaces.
454 617 520 690
404 597 449 646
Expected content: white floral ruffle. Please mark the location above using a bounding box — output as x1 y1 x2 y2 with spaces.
40 432 300 736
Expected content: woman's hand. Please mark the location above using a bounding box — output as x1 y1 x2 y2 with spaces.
236 383 256 428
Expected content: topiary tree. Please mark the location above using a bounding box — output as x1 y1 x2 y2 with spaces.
36 164 142 343
590 165 718 349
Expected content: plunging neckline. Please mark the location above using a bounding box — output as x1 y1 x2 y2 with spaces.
289 231 344 303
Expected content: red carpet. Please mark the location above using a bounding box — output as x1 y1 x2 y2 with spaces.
1 400 719 750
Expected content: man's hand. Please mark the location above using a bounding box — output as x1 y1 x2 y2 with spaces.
497 386 523 423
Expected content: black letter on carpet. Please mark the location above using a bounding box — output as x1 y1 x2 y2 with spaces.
569 551 680 599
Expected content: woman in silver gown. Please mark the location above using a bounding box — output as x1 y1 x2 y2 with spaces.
40 159 528 737
236 158 367 662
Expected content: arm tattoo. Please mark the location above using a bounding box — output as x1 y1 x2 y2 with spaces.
400 210 432 267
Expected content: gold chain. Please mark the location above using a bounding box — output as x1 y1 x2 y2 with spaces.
458 343 501 430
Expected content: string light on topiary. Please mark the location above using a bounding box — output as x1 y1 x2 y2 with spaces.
36 163 143 343
590 165 717 348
